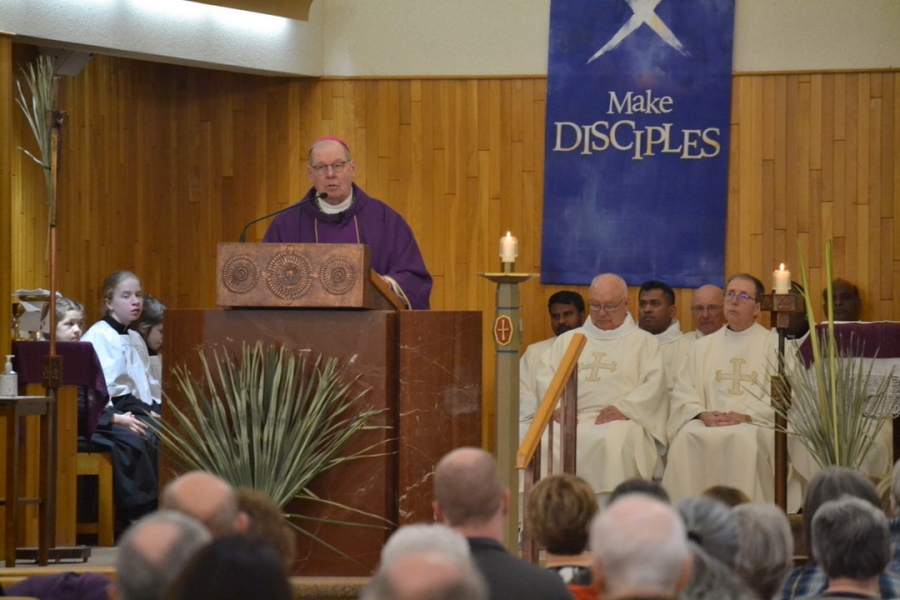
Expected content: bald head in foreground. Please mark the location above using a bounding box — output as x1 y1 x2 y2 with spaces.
161 471 249 537
433 447 573 600
590 494 692 600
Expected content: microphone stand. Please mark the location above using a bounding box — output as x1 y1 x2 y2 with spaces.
238 192 327 242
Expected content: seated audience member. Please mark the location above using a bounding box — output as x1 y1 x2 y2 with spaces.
776 467 900 600
702 485 750 508
362 551 488 600
608 477 671 505
130 295 166 396
536 273 667 498
887 458 900 575
822 279 862 321
161 471 249 537
676 496 757 600
733 503 794 600
663 274 778 503
638 280 694 393
111 510 211 600
235 488 295 570
807 496 891 600
380 523 472 570
687 284 725 340
677 496 740 569
41 297 85 342
362 523 488 600
589 493 692 600
432 447 573 600
519 290 586 441
525 474 598 599
82 271 160 522
161 534 291 600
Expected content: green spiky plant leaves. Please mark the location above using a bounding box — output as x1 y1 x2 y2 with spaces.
154 342 390 556
768 239 894 470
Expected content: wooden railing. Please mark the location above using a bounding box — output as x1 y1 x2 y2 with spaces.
516 333 586 562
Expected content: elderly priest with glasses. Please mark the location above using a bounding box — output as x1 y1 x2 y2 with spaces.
263 136 433 310
535 273 668 500
662 273 779 503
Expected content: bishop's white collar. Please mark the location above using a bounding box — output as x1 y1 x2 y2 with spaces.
317 191 354 214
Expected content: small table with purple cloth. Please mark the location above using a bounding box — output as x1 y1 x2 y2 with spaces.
798 321 900 460
11 341 109 551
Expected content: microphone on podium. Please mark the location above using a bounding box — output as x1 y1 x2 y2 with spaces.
238 192 328 243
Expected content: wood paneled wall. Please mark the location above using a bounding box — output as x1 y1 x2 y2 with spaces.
4 49 899 447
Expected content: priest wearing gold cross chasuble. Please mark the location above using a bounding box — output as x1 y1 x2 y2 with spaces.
535 274 668 497
662 274 779 504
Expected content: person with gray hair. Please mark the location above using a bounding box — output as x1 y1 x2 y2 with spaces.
776 466 900 600
589 493 692 599
886 457 900 575
109 510 211 600
361 551 489 600
807 496 891 599
362 523 487 600
379 523 472 572
675 496 757 600
733 503 794 600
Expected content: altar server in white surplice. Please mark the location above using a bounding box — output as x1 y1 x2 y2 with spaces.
536 274 668 496
519 291 586 442
662 274 779 503
637 280 694 394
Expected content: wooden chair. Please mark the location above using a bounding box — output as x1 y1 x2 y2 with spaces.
75 450 114 547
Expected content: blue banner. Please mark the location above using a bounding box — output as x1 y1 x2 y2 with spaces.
541 0 735 288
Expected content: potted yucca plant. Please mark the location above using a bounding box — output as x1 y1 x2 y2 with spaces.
153 342 390 559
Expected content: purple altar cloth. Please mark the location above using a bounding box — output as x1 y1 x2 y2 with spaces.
12 341 109 439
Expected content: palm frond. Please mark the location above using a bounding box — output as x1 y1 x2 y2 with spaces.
14 56 56 194
759 239 895 470
153 342 390 555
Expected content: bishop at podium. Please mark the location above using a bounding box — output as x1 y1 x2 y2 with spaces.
262 137 433 309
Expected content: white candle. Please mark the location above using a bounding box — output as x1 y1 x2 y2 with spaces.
773 263 791 294
499 232 518 264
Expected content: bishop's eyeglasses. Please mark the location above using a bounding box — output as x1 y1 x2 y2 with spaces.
310 160 350 175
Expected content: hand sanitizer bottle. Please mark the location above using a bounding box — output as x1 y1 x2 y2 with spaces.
0 355 17 397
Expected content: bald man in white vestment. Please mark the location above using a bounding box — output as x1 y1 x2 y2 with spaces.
536 274 668 496
662 274 779 503
684 284 725 341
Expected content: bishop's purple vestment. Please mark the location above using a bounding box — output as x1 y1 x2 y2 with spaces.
262 184 433 309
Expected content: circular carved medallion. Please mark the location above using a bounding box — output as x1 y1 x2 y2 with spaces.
264 252 313 300
319 257 357 296
222 255 260 294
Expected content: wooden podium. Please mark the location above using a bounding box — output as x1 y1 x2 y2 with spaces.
164 244 482 576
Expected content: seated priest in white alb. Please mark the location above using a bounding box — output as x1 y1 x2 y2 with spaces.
637 280 694 394
685 284 725 341
662 273 779 504
535 273 667 498
519 290 586 442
